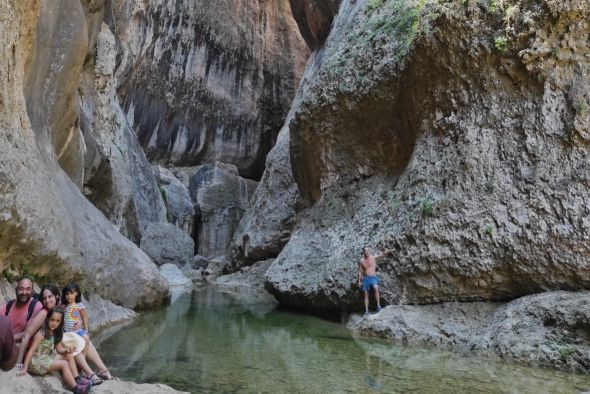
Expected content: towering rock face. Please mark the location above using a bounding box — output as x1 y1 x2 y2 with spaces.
231 122 301 267
188 163 258 258
113 0 309 179
0 0 168 308
79 22 167 243
289 0 341 49
258 0 590 313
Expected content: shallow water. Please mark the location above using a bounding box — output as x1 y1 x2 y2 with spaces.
98 287 590 393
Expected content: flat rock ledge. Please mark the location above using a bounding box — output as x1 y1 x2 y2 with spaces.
347 291 590 374
0 371 186 394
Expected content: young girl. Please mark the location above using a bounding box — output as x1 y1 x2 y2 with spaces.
17 306 92 394
62 283 90 353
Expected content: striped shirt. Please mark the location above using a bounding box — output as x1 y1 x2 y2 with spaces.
64 303 85 333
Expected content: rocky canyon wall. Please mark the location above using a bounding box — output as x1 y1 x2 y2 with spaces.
0 0 309 301
112 0 309 179
0 0 168 307
238 0 590 314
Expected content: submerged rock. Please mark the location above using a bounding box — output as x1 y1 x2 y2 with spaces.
215 259 278 314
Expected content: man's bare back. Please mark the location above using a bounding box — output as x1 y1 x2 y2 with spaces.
357 246 392 314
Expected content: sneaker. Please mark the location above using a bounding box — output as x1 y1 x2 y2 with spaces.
376 306 382 312
73 381 91 394
75 376 90 385
364 311 370 316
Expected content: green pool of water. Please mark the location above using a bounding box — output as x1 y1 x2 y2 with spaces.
97 287 590 393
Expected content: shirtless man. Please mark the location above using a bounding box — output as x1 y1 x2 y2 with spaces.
357 246 390 315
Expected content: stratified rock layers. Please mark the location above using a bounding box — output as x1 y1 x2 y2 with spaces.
0 0 168 308
260 0 590 313
114 0 309 179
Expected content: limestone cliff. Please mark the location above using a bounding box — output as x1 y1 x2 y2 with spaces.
240 0 590 314
113 0 309 179
0 0 168 307
289 0 342 49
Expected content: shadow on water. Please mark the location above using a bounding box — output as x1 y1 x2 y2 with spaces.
98 287 590 393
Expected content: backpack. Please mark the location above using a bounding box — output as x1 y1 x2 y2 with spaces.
4 297 39 322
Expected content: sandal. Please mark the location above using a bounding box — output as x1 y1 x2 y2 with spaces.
88 373 103 386
97 369 113 380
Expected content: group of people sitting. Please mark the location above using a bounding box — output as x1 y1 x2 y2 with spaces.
0 277 113 393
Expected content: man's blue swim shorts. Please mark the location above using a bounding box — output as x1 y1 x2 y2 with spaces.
362 276 379 292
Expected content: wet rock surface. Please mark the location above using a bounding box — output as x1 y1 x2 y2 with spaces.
348 291 590 373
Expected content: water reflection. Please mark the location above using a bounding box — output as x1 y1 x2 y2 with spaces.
98 288 590 393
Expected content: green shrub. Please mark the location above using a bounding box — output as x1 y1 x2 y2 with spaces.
576 98 588 116
485 224 493 238
367 0 386 12
494 35 508 52
421 199 434 216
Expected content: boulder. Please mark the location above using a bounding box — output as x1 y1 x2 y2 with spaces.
84 294 138 333
193 255 209 270
160 263 193 288
181 264 205 284
215 259 278 307
189 163 257 258
153 166 195 236
140 223 194 267
160 263 193 303
348 291 590 373
203 258 227 283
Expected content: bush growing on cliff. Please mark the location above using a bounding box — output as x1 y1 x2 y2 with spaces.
576 98 588 116
494 35 508 52
367 0 387 12
421 199 434 216
321 0 440 96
